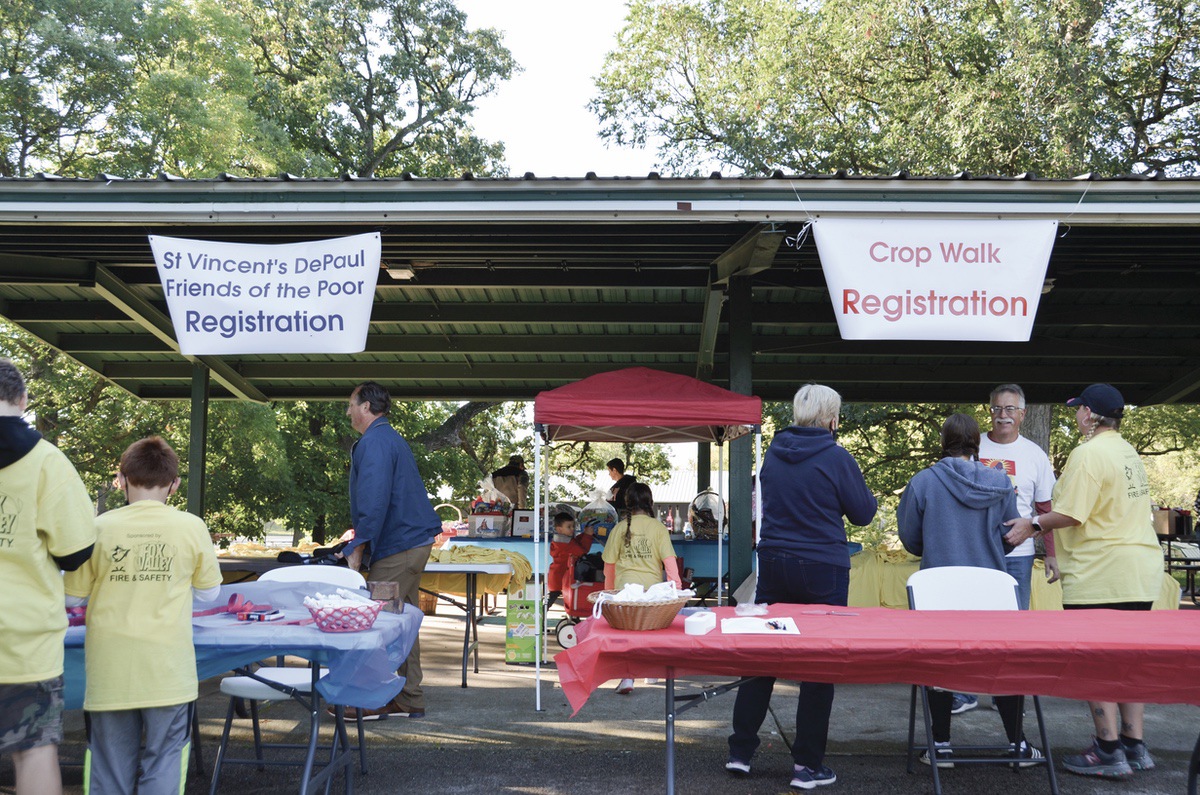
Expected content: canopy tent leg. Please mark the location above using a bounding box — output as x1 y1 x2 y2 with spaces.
717 444 724 605
533 429 544 711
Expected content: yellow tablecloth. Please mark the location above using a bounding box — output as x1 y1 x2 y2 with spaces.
848 549 1179 611
422 545 532 597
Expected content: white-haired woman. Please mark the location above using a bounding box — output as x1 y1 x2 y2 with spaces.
726 384 877 790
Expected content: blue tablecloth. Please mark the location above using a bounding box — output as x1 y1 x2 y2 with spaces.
65 581 422 710
443 537 861 580
444 537 734 576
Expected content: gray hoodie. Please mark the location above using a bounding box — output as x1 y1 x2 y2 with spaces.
897 457 1019 571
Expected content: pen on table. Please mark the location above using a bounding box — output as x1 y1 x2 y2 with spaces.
800 610 859 616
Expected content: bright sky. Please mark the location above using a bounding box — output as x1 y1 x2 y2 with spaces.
454 0 660 178
454 2 693 468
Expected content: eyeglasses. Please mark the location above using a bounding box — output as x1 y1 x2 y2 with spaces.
989 405 1024 416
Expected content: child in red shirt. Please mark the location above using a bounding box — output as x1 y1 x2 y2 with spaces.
545 512 594 611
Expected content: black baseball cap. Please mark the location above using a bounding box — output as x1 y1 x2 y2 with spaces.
1066 384 1125 418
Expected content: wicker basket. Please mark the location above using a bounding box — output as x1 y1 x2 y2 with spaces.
306 601 383 632
587 590 690 631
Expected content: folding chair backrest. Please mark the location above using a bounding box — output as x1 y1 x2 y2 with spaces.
260 564 367 590
906 566 1018 611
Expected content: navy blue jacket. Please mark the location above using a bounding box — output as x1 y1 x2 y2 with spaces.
758 426 878 567
898 457 1019 571
347 417 441 562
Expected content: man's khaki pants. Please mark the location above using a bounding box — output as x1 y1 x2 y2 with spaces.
368 543 433 708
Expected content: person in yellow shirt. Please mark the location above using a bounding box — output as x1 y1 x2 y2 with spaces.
603 482 682 695
1005 384 1162 779
0 359 95 795
63 436 221 795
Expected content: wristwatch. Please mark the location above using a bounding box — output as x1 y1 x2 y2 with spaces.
1030 516 1043 535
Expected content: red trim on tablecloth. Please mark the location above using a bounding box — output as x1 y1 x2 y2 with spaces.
554 605 1200 715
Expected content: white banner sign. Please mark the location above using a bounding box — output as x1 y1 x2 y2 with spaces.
149 233 381 355
813 219 1057 341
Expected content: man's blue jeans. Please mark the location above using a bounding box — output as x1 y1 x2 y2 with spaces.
1005 554 1034 611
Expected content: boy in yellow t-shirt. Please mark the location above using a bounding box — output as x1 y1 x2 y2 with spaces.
63 436 222 795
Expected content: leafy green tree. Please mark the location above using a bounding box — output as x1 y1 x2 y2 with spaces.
0 321 181 506
93 0 297 178
592 0 1200 176
0 0 139 176
231 0 516 177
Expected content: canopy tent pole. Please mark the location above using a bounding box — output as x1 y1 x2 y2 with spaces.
717 443 725 605
754 427 763 579
532 427 547 710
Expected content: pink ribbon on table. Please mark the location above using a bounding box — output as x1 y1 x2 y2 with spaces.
191 593 315 626
192 593 265 617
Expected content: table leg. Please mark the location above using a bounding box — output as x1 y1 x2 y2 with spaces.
1190 729 1200 795
470 573 481 674
460 572 475 688
665 671 676 795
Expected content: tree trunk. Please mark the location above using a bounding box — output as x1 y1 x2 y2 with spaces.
412 401 493 451
95 481 113 515
1023 403 1052 455
313 513 327 545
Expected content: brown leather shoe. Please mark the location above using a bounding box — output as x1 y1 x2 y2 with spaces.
337 699 426 721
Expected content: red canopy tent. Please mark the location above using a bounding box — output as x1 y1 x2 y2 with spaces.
529 368 763 708
534 367 763 444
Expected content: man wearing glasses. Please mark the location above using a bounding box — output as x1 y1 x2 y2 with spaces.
950 383 1056 715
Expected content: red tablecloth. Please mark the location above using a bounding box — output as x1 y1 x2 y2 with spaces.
555 604 1200 715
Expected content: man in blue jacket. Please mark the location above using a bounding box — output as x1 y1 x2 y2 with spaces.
343 381 441 719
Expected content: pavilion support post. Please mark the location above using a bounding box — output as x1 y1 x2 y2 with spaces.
187 363 210 518
696 444 711 492
727 276 754 600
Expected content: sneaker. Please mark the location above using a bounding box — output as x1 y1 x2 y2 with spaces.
919 742 955 769
950 693 978 714
1063 738 1133 778
725 757 751 777
339 699 425 721
615 678 635 695
1121 739 1155 771
1009 741 1045 768
790 764 837 790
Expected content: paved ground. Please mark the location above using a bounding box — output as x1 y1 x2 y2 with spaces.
3 597 1198 795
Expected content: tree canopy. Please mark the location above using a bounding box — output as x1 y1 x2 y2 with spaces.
2 0 516 179
592 0 1200 176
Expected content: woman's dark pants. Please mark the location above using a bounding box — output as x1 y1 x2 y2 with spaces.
728 549 849 769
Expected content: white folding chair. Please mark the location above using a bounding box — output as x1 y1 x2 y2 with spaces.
905 566 1058 795
209 565 369 795
254 564 369 589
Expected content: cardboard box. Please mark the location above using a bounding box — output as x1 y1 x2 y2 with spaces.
468 513 509 538
511 509 535 537
368 581 401 613
1154 508 1179 537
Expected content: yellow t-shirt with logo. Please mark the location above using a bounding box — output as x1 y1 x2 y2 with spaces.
0 439 96 683
63 500 221 710
601 515 678 589
1051 432 1163 605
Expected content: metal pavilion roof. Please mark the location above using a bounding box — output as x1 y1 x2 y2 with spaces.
0 171 1198 405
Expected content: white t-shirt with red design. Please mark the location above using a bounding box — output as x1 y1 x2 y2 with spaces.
979 434 1056 557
